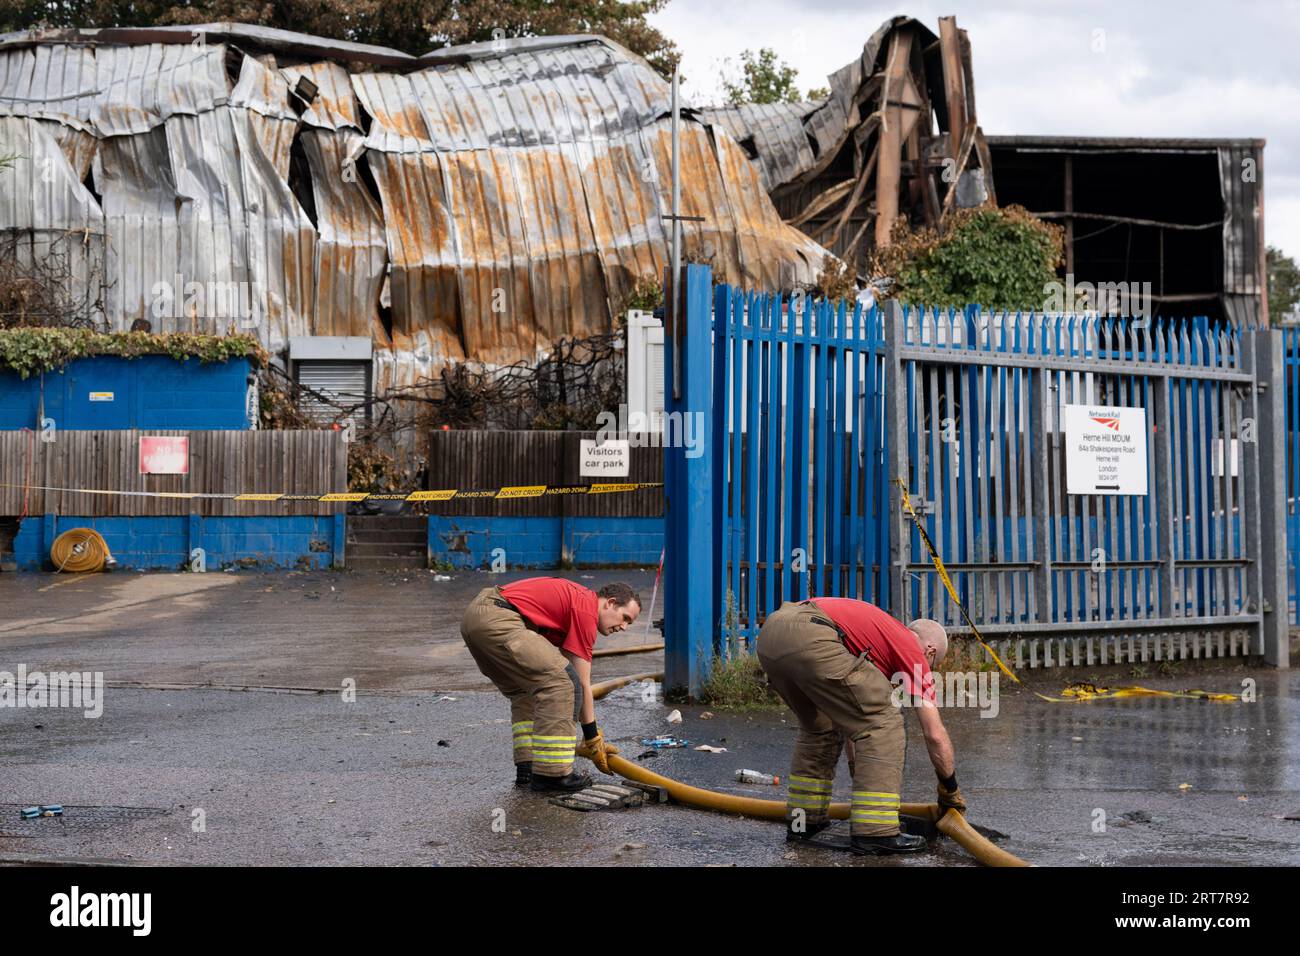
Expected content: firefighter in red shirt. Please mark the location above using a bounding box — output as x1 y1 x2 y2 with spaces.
460 577 642 792
756 597 964 854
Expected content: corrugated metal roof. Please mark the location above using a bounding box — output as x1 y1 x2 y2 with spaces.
701 16 940 194
699 101 822 191
0 28 829 389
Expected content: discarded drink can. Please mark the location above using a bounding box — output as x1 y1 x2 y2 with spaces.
735 769 780 786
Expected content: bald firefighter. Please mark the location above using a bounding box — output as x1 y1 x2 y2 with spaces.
460 577 642 792
756 597 964 854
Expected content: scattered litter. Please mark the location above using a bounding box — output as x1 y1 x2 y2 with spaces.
1239 795 1248 802
694 744 727 753
1070 736 1083 742
437 739 450 747
640 735 689 748
433 574 452 582
635 750 659 761
666 709 682 724
735 769 781 785
1284 812 1300 821
431 695 458 703
1178 783 1192 790
20 805 62 819
700 712 715 720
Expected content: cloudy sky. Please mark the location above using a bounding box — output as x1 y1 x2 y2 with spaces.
649 0 1300 260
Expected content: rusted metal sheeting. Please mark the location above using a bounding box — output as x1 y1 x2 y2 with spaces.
355 35 827 372
0 429 347 517
0 116 104 323
704 16 941 197
699 100 824 192
1 28 829 387
1217 144 1265 306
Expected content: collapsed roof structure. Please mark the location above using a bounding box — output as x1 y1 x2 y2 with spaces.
701 15 996 273
0 23 828 391
704 15 1268 325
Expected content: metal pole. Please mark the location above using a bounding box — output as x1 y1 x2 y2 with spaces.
670 64 682 400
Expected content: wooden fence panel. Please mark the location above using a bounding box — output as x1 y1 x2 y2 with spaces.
425 430 663 517
0 429 347 516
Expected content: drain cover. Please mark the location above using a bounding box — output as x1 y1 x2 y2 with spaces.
0 804 168 838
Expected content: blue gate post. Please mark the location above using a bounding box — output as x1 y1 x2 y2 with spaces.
663 264 717 696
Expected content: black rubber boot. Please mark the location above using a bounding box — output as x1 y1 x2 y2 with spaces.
514 762 532 788
530 770 593 793
850 832 927 855
785 820 833 842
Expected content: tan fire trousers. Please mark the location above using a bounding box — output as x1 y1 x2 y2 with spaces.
460 586 582 777
756 601 905 836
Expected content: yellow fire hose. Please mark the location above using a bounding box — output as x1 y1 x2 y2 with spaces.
593 673 1030 866
606 753 1029 866
50 528 112 573
591 643 664 659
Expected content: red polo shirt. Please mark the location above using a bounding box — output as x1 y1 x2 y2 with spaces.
811 597 935 702
500 578 600 661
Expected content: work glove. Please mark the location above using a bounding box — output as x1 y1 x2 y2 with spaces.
937 781 967 815
576 730 620 774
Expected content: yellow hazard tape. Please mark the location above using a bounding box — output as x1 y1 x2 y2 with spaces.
1 481 662 504
895 478 1238 704
896 479 1021 685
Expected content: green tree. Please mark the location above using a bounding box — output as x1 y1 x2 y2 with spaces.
1267 246 1300 323
0 0 680 74
872 205 1066 311
721 47 802 105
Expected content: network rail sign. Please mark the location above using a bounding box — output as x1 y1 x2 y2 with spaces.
1064 405 1148 496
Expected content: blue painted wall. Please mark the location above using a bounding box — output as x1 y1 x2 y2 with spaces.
429 515 663 569
0 355 254 430
13 513 345 571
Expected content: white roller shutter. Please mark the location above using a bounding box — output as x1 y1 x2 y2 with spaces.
297 360 370 423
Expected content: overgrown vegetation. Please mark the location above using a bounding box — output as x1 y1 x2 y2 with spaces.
937 638 1000 675
423 330 625 430
698 652 783 710
0 327 266 379
1267 246 1300 322
811 254 856 302
0 232 108 331
622 277 664 313
871 204 1065 311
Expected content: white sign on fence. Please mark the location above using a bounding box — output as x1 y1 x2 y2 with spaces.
580 439 630 477
1064 404 1148 495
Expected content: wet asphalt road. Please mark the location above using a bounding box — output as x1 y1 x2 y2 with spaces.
1 568 1298 866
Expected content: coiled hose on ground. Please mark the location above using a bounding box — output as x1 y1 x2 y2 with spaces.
591 673 1030 867
50 528 112 573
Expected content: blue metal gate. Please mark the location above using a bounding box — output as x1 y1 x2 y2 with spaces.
663 265 1289 696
